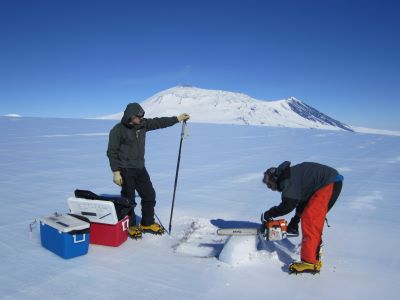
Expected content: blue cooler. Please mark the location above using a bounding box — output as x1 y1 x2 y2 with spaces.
40 214 90 259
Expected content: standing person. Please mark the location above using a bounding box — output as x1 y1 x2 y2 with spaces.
107 102 190 239
261 161 343 274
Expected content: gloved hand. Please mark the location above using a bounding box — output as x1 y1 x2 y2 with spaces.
113 171 123 186
260 211 272 235
287 215 300 235
177 113 190 122
261 211 272 223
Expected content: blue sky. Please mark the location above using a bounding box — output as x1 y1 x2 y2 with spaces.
1 0 399 130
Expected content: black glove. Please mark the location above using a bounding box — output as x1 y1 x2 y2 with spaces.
287 215 300 235
260 211 272 235
261 211 272 223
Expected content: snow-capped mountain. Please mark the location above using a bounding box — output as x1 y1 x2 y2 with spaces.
3 114 21 118
100 86 353 131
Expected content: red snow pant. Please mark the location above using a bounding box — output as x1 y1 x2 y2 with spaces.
301 183 334 264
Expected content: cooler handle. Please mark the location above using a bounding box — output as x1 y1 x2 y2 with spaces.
73 234 86 243
122 219 129 231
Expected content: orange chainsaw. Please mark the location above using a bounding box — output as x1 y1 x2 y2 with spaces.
217 219 298 241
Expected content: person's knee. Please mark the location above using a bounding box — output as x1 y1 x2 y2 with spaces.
148 187 156 201
142 188 156 204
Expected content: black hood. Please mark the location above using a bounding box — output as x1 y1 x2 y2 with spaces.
276 161 291 192
276 161 291 178
121 103 145 125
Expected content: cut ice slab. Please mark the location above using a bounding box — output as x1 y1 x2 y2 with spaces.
173 218 226 258
218 235 258 265
174 243 219 257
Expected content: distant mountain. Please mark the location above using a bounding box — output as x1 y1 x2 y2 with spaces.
100 86 353 132
3 114 22 118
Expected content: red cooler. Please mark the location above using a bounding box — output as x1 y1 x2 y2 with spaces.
67 197 130 247
89 215 129 247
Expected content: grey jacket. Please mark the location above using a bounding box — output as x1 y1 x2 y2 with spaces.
107 103 179 171
265 162 340 218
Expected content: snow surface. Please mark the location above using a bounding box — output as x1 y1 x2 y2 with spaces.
1 116 400 299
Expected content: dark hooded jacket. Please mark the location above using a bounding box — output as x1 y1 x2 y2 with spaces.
265 162 341 218
107 103 179 171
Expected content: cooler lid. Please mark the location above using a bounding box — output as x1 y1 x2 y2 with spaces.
40 214 90 233
67 197 119 225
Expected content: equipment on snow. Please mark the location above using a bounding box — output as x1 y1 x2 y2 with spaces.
29 219 38 233
72 189 132 222
217 228 261 236
217 219 298 241
40 213 90 259
68 191 132 246
168 120 187 234
68 197 121 225
264 219 288 241
90 215 130 246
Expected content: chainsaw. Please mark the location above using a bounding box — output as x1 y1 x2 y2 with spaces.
217 219 298 241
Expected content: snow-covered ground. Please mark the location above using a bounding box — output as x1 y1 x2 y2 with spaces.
1 116 399 299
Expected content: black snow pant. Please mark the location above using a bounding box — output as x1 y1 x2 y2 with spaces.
120 167 156 226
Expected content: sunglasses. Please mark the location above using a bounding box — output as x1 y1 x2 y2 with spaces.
136 110 144 119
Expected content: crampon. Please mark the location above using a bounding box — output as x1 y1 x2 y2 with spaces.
288 261 322 275
139 223 165 235
128 226 143 239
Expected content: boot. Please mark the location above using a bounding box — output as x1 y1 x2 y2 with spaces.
289 260 322 274
139 222 165 235
128 226 143 239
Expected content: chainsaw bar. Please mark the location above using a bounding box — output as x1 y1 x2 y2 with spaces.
217 228 259 236
217 228 299 238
